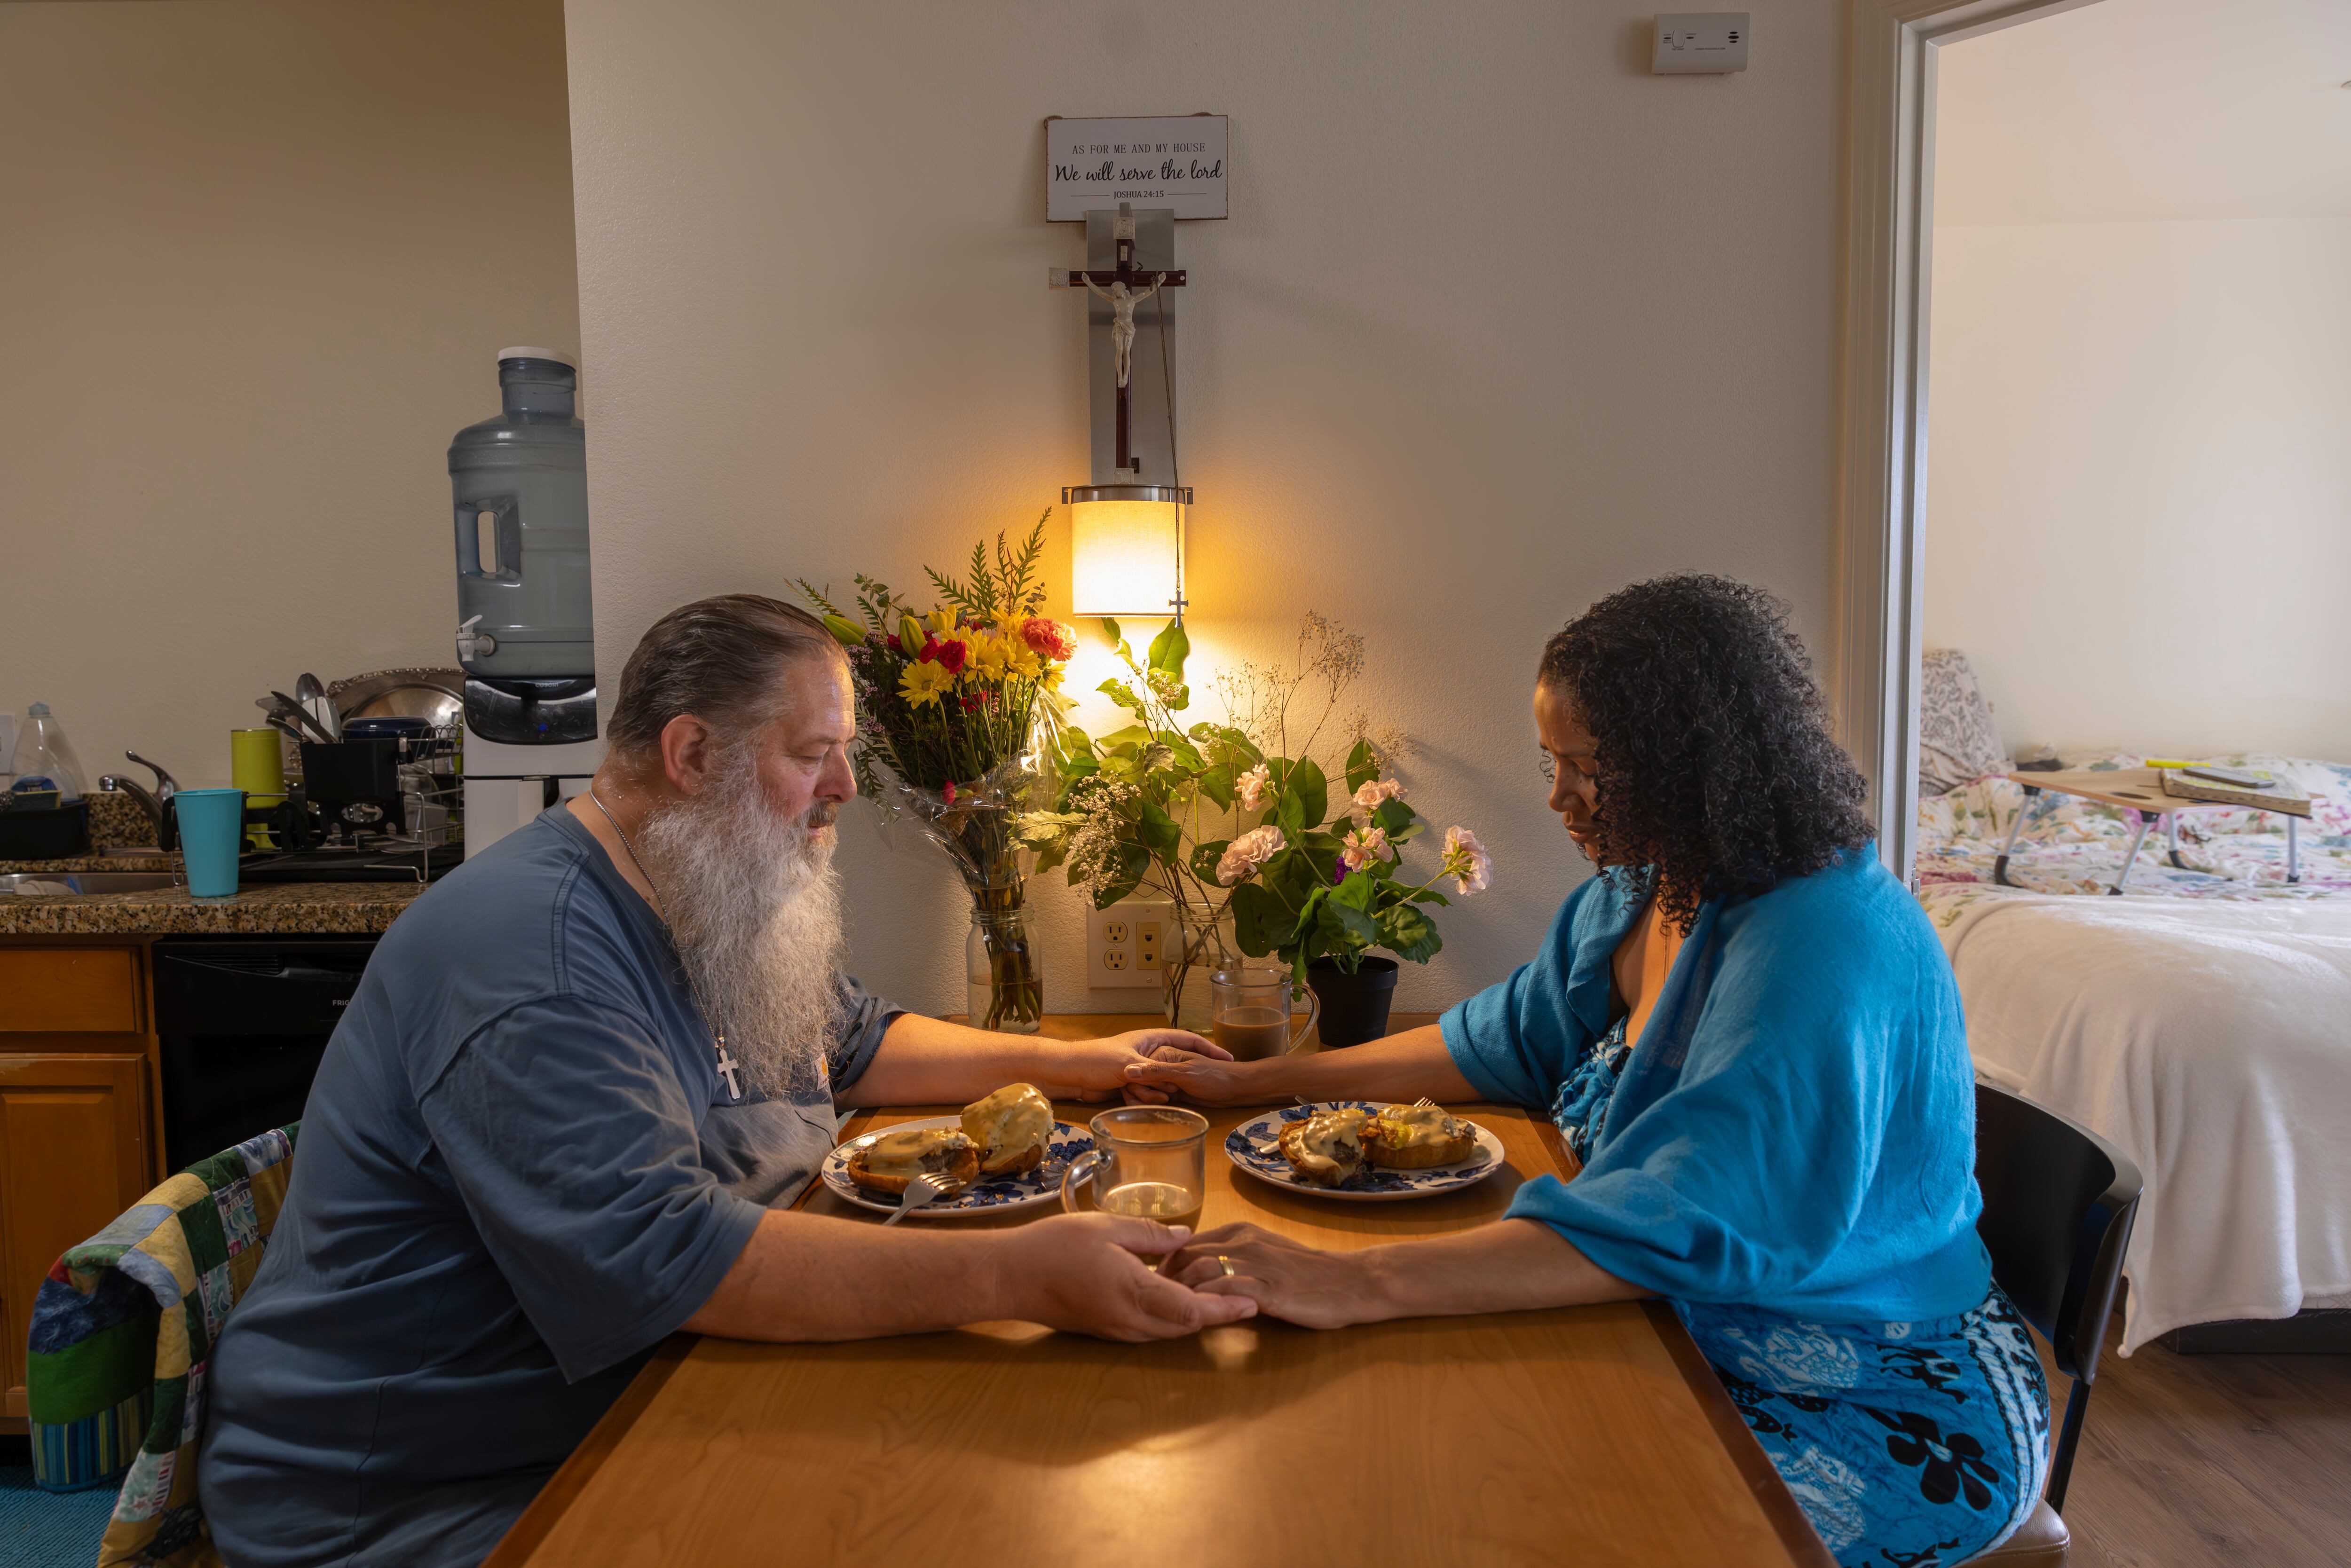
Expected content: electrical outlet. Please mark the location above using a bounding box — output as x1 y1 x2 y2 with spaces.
1087 899 1171 989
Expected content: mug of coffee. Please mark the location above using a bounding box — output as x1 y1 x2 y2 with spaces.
1209 967 1319 1061
1060 1106 1209 1230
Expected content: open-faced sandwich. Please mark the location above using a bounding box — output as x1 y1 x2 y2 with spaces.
961 1082 1055 1176
1361 1103 1479 1169
845 1126 980 1197
1278 1106 1370 1188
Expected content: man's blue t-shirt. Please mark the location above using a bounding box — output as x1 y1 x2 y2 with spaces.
198 806 901 1568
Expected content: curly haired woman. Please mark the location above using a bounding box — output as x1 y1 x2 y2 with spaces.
1128 574 2050 1567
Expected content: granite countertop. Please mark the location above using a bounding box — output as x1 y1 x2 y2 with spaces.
0 880 424 937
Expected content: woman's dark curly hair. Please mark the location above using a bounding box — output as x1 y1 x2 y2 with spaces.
1539 574 1874 934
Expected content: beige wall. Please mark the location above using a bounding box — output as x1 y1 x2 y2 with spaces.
0 0 579 790
563 0 1853 1013
1924 0 2351 763
1923 218 2351 759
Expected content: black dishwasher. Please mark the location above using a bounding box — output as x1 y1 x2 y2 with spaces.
151 937 377 1173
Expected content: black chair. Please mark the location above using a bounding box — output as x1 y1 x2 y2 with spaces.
1973 1081 2143 1512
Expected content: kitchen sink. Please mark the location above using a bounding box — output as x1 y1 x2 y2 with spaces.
0 871 183 895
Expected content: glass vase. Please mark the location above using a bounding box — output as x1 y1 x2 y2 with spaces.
1160 905 1240 1034
965 889 1042 1034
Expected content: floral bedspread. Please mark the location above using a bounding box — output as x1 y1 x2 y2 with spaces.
1916 753 2351 916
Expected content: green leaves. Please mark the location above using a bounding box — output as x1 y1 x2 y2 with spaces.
1189 839 1231 884
1146 620 1190 677
1376 903 1443 963
1098 678 1146 715
1345 738 1380 794
1099 616 1121 645
1227 881 1289 957
1137 800 1183 858
1198 765 1235 811
1268 757 1328 833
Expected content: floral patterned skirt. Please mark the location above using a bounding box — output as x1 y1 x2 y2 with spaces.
1554 1021 2051 1567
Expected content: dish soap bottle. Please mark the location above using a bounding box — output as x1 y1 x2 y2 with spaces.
10 702 87 802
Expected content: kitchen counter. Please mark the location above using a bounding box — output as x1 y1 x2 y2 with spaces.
0 880 424 936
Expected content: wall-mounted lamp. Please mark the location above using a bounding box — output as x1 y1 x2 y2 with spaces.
1066 483 1189 620
1054 203 1192 623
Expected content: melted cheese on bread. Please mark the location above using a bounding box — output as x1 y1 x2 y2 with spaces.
1375 1103 1468 1147
961 1083 1053 1160
1290 1107 1369 1180
860 1127 973 1178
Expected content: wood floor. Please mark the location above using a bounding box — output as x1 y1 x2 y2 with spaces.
2041 1319 2351 1568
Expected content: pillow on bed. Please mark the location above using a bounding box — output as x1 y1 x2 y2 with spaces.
1919 648 2007 796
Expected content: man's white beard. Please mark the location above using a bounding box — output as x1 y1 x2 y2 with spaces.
635 751 844 1099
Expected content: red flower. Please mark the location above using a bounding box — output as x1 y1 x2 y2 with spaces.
885 633 901 652
932 638 970 675
942 780 958 804
1020 617 1078 661
959 691 984 712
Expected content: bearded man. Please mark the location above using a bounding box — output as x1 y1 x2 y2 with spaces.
198 595 1250 1568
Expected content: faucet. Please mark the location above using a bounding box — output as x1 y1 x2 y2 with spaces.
99 752 181 853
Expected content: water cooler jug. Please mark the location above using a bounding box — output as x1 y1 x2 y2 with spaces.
451 347 604 853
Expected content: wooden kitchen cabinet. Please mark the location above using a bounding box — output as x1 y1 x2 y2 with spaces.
0 942 160 1422
0 1054 154 1415
0 947 143 1034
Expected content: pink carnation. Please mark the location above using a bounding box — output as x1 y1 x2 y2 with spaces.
1440 825 1491 897
1340 825 1393 873
1215 825 1287 887
1236 763 1271 812
1020 617 1078 661
1348 777 1406 827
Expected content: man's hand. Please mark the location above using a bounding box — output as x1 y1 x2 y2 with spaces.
1163 1222 1387 1330
992 1213 1258 1341
1036 1029 1235 1104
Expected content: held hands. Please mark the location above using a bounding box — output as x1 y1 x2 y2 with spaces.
1119 1048 1280 1107
994 1213 1258 1341
1041 1029 1238 1104
1164 1222 1388 1330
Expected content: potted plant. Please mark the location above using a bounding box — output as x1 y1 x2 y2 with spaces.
1022 613 1490 1040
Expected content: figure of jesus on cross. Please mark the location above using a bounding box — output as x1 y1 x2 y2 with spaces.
1054 204 1187 475
1083 274 1163 389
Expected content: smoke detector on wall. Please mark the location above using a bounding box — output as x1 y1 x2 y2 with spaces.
1653 13 1749 74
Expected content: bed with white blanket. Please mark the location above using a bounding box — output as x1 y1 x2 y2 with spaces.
1915 753 2351 1353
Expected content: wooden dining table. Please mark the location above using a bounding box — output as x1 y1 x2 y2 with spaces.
484 1016 1830 1567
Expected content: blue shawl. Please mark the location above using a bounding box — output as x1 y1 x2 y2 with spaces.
1442 851 1989 1323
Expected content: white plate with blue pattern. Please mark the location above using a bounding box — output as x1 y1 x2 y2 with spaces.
822 1115 1093 1218
1224 1101 1506 1201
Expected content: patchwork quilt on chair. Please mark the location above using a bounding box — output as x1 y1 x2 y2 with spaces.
27 1125 299 1568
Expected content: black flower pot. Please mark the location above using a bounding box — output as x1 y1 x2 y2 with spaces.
1307 956 1399 1047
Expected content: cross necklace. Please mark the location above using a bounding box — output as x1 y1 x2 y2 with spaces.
586 788 745 1102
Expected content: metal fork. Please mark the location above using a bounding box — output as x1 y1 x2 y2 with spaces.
1412 1096 1438 1110
884 1172 953 1226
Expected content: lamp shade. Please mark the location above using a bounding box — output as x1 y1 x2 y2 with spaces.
1065 484 1189 618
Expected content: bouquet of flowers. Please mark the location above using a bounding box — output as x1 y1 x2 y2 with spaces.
1023 613 1491 1028
799 514 1078 1032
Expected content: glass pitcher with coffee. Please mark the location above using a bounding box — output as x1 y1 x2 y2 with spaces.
1208 966 1319 1061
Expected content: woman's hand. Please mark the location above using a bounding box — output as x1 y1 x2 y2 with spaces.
1164 1222 1393 1330
992 1214 1258 1341
1119 1050 1289 1106
1038 1029 1235 1103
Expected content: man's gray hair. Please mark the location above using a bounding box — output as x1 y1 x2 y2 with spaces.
607 594 843 756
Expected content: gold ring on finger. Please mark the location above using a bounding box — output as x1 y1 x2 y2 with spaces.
1217 1254 1236 1277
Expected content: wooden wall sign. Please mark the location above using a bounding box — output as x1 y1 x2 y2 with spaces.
1044 115 1227 221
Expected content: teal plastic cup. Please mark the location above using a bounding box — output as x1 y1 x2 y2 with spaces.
174 789 248 898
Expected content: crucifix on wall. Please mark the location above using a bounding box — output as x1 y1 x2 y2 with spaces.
1050 202 1187 484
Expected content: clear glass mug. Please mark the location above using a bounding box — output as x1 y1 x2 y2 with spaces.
1060 1106 1209 1230
1209 965 1318 1061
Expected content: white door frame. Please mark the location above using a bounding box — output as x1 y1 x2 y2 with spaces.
1836 0 2106 877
